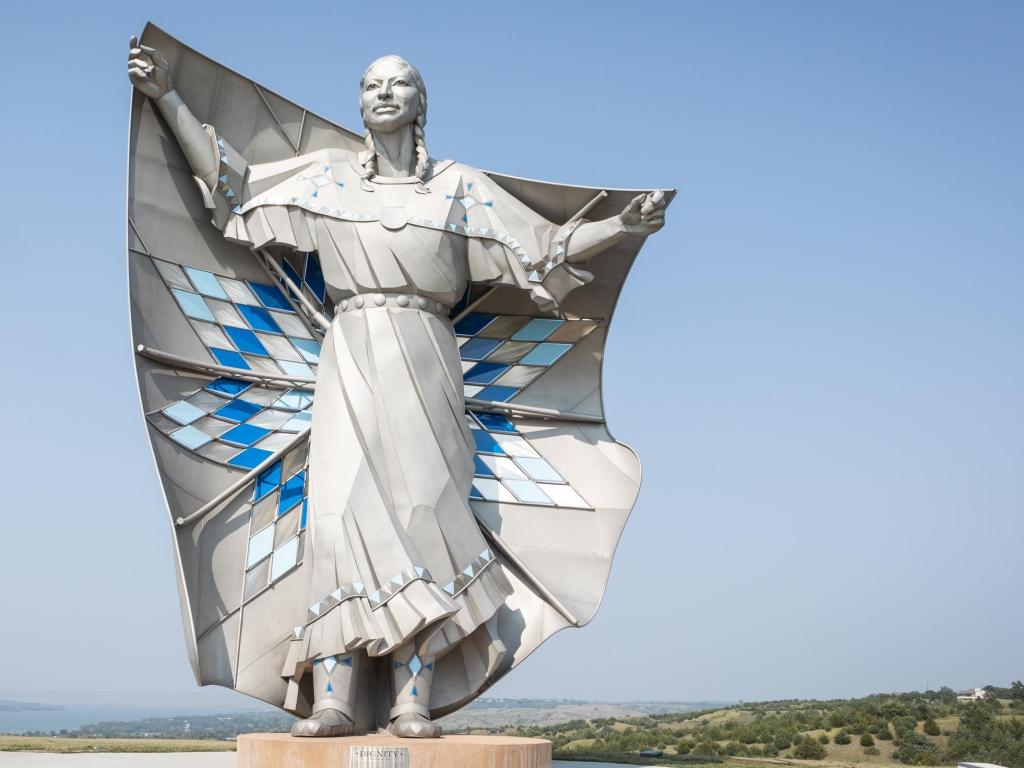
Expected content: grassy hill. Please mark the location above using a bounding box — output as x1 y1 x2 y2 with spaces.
461 685 1024 768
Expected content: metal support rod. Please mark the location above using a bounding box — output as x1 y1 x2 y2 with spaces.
175 431 310 527
465 397 603 424
136 344 315 385
473 515 580 627
257 248 330 332
139 345 602 424
139 345 602 422
566 189 608 223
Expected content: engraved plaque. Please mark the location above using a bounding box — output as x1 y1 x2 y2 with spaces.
350 745 411 768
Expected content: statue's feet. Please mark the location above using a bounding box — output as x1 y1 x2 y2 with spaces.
290 708 355 738
390 712 441 738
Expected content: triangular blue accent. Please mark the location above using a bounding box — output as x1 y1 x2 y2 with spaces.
219 175 228 183
394 660 404 669
341 656 353 666
411 686 418 697
425 662 434 670
326 681 334 693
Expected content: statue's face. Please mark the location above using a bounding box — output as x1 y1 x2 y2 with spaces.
361 59 421 134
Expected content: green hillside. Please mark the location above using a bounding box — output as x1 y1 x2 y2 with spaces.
477 684 1024 768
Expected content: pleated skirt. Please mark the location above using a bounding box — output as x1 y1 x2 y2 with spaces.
285 303 512 669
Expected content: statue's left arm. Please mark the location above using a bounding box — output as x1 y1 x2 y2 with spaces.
562 190 667 262
462 170 666 309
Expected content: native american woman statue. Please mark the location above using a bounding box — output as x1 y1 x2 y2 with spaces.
127 24 671 738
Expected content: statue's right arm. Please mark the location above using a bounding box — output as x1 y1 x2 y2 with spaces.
128 37 219 190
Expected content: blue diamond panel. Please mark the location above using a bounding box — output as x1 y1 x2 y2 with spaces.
148 375 315 470
465 409 591 509
456 313 598 402
151 256 322 380
243 443 310 600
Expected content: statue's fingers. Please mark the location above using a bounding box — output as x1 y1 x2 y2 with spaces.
128 58 154 74
129 35 138 50
623 193 645 215
139 44 158 54
651 190 665 206
154 53 170 69
129 67 148 81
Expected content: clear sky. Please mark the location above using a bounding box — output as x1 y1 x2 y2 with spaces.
0 0 1021 706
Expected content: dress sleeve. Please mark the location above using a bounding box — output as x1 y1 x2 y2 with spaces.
457 171 594 312
190 125 249 232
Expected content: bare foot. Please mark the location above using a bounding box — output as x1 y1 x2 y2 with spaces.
291 708 355 737
390 712 441 738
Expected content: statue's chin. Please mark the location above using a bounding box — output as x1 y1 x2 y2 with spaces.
365 116 413 135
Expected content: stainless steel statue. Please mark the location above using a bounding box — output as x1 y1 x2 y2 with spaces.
126 24 671 738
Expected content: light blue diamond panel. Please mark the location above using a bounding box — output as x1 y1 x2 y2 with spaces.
453 313 598 402
466 410 591 509
153 256 324 380
241 440 310 602
147 376 313 468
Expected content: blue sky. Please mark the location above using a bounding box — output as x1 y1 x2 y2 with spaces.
0 0 1021 705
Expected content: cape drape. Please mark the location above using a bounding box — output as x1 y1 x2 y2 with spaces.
128 22 671 727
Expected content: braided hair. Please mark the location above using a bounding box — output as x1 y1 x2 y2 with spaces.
359 55 430 188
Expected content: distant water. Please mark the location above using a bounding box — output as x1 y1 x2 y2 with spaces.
0 705 266 734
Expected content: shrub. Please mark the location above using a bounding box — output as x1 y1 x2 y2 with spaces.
774 734 792 750
893 732 944 765
819 733 831 744
864 746 880 756
793 735 828 760
877 726 893 741
923 718 940 736
861 733 875 747
835 731 852 745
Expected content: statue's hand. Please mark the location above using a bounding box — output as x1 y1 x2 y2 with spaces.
128 36 173 100
619 190 666 236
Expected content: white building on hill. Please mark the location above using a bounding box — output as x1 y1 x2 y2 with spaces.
957 688 988 701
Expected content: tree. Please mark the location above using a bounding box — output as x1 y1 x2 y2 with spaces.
923 718 941 736
793 735 828 760
893 732 944 766
861 733 875 747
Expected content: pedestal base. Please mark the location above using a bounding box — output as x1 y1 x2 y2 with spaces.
236 733 552 768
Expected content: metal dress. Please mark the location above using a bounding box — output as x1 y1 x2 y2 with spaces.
128 23 671 729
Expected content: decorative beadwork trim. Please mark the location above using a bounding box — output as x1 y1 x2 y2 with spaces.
442 547 496 598
293 548 496 639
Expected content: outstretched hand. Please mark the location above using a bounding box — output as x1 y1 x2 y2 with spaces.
619 190 666 236
128 36 173 100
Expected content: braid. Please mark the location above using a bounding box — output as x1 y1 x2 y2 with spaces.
362 128 378 181
413 113 430 183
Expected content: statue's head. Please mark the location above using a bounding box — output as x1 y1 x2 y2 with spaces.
359 55 427 135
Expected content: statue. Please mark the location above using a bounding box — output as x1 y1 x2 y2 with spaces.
126 24 671 739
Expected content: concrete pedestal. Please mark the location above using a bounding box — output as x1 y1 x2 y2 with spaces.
236 734 551 768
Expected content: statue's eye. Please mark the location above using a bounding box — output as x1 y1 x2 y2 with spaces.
394 79 408 87
366 83 379 90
